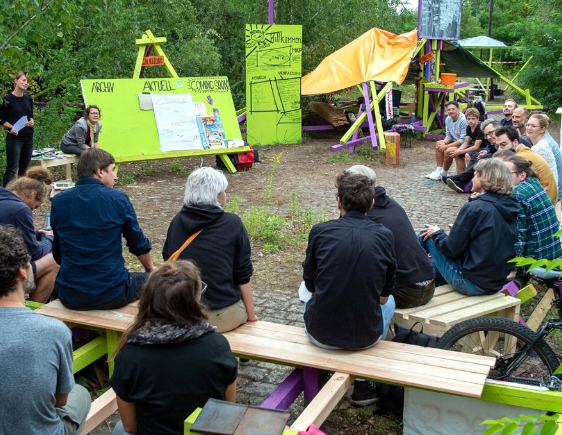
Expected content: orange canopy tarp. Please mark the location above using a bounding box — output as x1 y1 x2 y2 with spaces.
301 28 418 95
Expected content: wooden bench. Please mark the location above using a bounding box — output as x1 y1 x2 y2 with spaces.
82 388 118 434
36 301 495 432
392 284 521 336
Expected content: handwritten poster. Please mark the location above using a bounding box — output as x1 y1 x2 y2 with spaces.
150 94 201 152
245 24 302 145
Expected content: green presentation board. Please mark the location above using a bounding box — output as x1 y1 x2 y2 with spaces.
245 24 302 145
80 77 244 162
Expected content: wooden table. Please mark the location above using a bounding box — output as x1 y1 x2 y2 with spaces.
33 154 79 180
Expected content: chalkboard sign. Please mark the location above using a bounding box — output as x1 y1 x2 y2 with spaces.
418 0 462 40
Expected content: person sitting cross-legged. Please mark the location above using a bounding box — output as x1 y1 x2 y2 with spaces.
51 148 156 310
419 159 519 296
302 170 396 406
0 167 59 302
0 225 91 435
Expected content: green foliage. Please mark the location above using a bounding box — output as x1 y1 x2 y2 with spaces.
481 414 561 435
3 0 562 118
510 230 562 274
34 97 81 149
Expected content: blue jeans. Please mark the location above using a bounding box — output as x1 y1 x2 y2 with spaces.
305 295 396 350
3 133 34 186
418 235 489 296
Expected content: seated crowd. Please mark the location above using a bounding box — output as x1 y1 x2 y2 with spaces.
1 103 561 433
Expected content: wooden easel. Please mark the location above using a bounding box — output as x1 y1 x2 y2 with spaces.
131 30 245 173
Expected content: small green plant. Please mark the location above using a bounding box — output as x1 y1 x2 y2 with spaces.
170 161 186 174
328 143 381 164
118 174 135 184
139 163 156 177
509 230 562 274
232 191 325 255
225 196 239 214
482 414 561 435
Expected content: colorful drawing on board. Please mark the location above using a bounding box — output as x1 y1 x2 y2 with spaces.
199 108 226 148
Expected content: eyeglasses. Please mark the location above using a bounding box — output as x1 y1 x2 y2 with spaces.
201 281 208 294
484 129 497 137
525 124 539 128
90 113 100 116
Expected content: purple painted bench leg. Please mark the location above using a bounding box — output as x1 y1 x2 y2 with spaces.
302 367 320 404
261 368 304 410
260 367 320 411
502 280 528 326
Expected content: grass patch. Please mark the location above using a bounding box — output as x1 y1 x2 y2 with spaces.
227 153 326 254
328 142 382 164
118 173 135 185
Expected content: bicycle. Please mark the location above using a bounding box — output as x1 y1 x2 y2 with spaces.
437 267 562 390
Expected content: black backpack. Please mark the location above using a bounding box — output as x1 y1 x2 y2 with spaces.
474 100 487 122
373 323 439 421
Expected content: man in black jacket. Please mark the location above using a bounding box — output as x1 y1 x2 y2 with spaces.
349 165 435 308
302 170 396 406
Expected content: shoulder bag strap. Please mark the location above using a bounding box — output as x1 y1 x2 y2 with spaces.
169 229 203 261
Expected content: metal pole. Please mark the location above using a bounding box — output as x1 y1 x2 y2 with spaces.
269 0 274 24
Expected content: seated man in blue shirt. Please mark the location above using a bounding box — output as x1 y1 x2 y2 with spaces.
52 148 156 310
302 170 396 406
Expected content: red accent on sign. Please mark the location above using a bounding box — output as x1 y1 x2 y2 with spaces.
142 56 165 66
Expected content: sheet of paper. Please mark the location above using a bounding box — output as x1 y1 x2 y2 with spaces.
12 116 28 133
150 94 202 152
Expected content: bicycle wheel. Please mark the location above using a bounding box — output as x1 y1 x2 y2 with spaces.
437 317 560 386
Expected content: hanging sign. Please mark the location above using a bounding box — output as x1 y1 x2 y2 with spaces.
142 56 165 67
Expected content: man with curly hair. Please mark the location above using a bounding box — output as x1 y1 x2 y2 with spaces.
0 226 90 434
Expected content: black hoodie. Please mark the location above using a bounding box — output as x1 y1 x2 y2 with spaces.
431 192 519 292
367 186 435 288
162 204 253 310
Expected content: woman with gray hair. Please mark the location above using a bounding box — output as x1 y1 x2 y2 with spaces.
419 159 519 295
162 167 257 332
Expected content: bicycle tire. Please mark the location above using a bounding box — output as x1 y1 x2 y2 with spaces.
437 317 560 386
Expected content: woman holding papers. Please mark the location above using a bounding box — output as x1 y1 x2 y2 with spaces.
0 72 35 187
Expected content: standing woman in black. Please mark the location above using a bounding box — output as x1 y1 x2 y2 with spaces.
0 72 35 187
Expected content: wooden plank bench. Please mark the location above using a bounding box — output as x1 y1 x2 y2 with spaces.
392 284 521 336
36 300 495 433
82 388 118 434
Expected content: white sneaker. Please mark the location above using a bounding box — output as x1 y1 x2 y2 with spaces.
426 170 442 180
